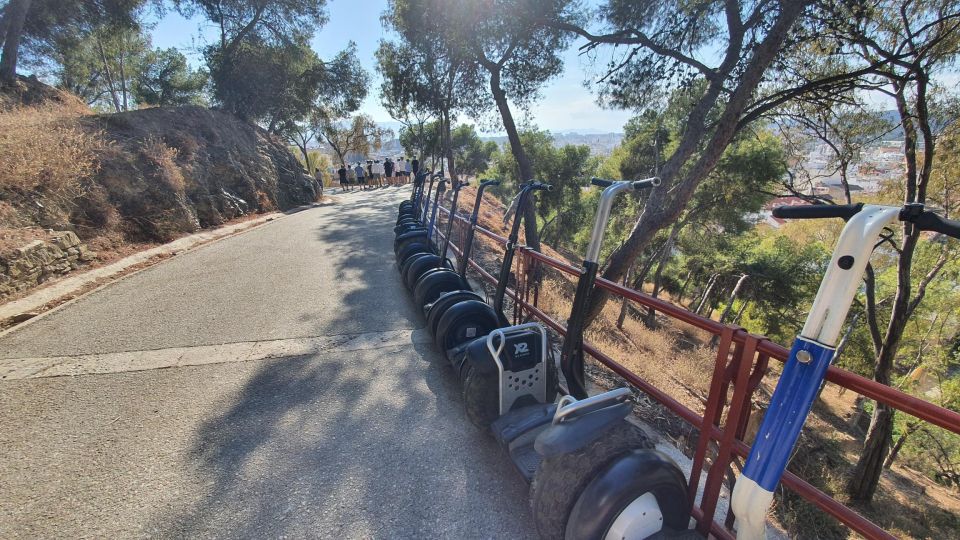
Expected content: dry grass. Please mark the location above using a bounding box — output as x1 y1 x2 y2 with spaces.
140 136 186 193
0 104 104 197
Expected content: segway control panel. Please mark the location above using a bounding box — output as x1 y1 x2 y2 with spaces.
486 323 548 415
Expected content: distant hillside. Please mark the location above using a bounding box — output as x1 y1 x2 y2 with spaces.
480 131 624 156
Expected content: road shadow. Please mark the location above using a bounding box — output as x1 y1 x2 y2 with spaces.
148 188 534 538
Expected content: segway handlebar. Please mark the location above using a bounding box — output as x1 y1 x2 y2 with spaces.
591 177 661 190
774 202 960 239
772 203 863 220
479 178 501 189
522 181 553 192
901 204 960 239
584 178 660 263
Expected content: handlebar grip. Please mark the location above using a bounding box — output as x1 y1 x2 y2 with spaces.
534 183 554 192
632 177 661 190
772 203 864 220
913 211 960 239
591 178 613 188
479 179 501 187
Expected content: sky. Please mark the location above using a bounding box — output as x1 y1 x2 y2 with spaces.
149 0 634 135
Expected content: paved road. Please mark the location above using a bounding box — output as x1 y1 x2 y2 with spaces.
0 187 535 539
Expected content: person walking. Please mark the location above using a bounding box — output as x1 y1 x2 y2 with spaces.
411 156 420 180
404 156 412 184
337 163 349 192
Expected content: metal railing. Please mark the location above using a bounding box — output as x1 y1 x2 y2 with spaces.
431 203 959 539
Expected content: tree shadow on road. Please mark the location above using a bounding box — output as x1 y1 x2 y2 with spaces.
148 189 534 538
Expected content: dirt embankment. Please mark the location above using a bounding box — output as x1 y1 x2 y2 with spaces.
0 76 320 299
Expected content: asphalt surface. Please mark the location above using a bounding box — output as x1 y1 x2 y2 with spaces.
0 187 536 539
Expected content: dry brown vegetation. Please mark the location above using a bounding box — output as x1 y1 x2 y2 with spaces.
0 105 104 197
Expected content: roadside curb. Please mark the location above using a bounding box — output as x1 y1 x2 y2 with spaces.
0 205 319 335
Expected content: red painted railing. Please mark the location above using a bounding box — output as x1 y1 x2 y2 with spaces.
432 204 958 539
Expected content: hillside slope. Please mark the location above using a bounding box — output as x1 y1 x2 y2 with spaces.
0 78 319 298
0 80 319 243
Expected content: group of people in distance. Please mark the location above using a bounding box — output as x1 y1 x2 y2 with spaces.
336 156 419 192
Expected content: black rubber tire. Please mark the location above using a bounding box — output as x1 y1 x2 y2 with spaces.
529 421 653 540
395 235 430 259
400 252 433 279
434 300 500 360
394 223 424 236
394 231 428 255
462 362 500 428
403 254 442 289
564 449 692 540
413 270 469 310
396 242 430 266
425 291 484 336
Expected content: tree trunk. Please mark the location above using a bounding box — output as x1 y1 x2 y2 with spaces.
616 264 635 330
583 0 808 326
96 37 123 113
848 81 929 503
441 110 458 185
731 300 748 325
0 5 12 50
0 0 30 84
677 270 694 305
884 422 919 469
696 274 719 315
487 65 540 252
644 220 682 327
119 34 129 111
848 403 895 500
719 274 749 324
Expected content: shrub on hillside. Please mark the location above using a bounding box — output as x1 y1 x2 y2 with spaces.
0 105 104 201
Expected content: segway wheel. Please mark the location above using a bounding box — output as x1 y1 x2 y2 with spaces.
461 362 499 428
434 300 500 360
425 290 484 336
397 242 430 267
403 256 452 291
529 421 659 540
413 271 470 310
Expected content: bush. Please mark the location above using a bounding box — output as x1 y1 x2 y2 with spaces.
0 105 104 198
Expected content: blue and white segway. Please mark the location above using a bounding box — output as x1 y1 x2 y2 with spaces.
731 203 960 539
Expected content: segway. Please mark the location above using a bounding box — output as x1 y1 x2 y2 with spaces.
413 179 501 324
452 177 693 540
396 171 428 225
728 203 960 539
395 171 434 235
395 175 446 265
400 179 462 290
433 182 552 363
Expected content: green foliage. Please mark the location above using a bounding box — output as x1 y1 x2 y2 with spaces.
51 21 150 112
133 47 207 107
486 128 601 249
451 124 497 176
734 231 831 342
179 0 365 131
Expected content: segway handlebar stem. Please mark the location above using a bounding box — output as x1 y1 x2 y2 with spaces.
732 202 960 540
585 179 658 264
456 179 501 277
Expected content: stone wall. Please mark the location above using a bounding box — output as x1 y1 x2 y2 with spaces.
0 231 96 298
